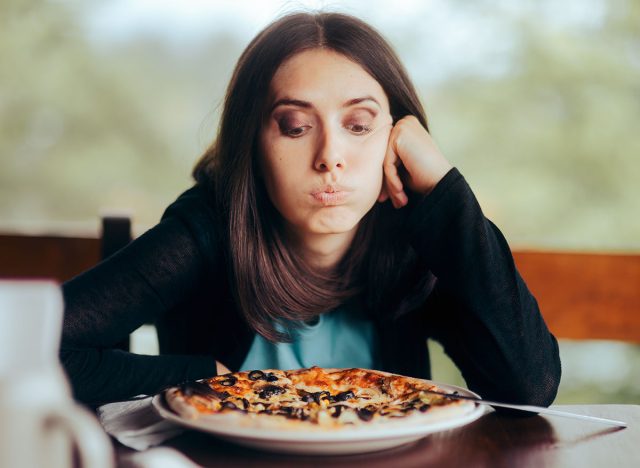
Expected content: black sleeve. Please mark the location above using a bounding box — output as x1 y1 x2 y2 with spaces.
60 186 219 405
408 168 561 406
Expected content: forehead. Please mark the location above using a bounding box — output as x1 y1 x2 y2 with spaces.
268 48 389 110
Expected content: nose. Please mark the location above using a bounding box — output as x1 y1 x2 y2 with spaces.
313 126 346 173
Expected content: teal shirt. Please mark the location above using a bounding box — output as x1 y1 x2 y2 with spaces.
239 305 380 371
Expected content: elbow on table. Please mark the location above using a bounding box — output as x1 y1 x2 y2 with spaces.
507 358 562 408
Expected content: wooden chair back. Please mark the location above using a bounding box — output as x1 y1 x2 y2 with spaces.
1 228 638 342
0 217 133 350
513 251 640 343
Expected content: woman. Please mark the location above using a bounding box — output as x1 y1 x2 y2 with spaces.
61 12 561 406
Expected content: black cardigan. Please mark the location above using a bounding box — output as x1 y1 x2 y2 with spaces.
60 168 561 406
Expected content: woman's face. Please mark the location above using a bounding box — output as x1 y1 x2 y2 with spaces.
259 48 392 244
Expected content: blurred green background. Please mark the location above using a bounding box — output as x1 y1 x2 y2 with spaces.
1 0 638 403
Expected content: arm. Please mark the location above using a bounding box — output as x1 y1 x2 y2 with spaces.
60 186 219 405
408 169 561 406
379 116 560 406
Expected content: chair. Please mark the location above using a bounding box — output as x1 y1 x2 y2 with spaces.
2 225 638 343
0 216 132 283
513 250 640 343
0 216 133 350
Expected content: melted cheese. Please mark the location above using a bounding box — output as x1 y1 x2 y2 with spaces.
174 366 457 427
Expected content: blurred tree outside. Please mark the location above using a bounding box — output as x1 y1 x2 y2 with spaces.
426 0 640 250
1 0 638 404
0 0 242 233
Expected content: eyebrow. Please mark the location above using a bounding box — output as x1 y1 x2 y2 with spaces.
269 95 381 113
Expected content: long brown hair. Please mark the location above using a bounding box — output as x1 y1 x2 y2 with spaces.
194 12 431 342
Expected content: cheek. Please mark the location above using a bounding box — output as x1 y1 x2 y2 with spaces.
352 138 387 182
260 146 308 213
264 154 303 191
357 125 390 162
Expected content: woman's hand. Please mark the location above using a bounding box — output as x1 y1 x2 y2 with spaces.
378 115 453 209
216 360 231 375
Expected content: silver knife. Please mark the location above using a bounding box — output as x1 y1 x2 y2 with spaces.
424 389 628 428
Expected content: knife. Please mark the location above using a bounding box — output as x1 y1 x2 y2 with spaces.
424 390 628 428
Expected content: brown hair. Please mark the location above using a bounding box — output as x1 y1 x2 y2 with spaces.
194 12 430 342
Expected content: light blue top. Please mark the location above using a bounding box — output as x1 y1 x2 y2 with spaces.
239 304 380 372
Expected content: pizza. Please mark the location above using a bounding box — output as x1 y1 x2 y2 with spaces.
164 366 475 430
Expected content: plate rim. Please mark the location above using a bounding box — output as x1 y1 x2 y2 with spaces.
152 379 485 443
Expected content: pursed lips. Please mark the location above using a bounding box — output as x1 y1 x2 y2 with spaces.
310 185 352 206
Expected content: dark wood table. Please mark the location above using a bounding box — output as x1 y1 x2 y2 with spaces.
116 405 639 467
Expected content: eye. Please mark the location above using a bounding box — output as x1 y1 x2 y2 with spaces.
277 117 311 138
346 122 372 135
283 126 310 137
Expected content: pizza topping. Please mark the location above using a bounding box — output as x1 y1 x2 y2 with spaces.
356 408 375 421
257 384 286 400
331 405 346 418
180 381 229 400
219 375 237 386
248 370 266 381
379 377 392 395
247 369 280 382
168 367 468 428
221 401 239 410
298 390 315 403
279 406 306 420
334 390 355 402
312 391 331 404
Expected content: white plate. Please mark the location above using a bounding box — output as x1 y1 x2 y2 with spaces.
152 380 485 455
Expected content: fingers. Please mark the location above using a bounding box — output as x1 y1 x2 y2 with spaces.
382 136 408 209
378 184 389 202
216 360 231 375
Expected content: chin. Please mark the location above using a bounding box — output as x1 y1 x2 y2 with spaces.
308 214 362 234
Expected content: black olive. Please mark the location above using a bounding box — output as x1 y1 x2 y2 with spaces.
297 389 316 402
259 409 272 415
279 407 301 420
219 375 237 386
312 391 331 404
331 405 345 418
257 384 285 400
357 408 375 421
221 401 237 410
379 377 391 395
241 398 250 410
283 407 307 420
335 390 355 402
180 381 229 400
419 404 431 412
264 373 279 382
248 370 265 381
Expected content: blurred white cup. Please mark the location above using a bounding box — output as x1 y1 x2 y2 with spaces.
0 280 114 468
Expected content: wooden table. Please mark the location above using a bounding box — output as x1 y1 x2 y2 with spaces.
116 405 639 467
